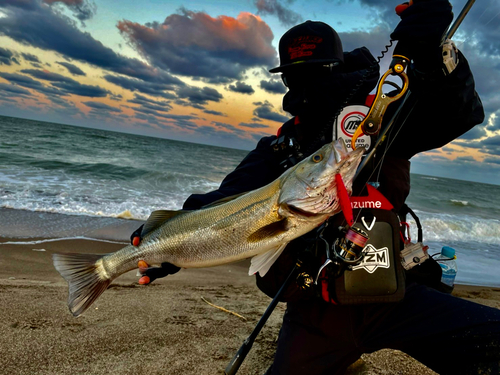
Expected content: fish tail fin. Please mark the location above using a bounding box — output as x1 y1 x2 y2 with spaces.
53 253 112 317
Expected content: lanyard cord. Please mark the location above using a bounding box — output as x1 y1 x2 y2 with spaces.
302 41 394 157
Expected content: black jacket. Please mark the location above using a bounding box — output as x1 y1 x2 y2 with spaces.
182 47 484 300
184 47 483 211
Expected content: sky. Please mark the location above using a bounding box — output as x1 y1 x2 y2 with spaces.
0 0 500 185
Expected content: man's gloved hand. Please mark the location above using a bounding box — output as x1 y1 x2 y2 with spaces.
131 226 181 285
391 0 453 74
137 260 181 285
130 224 144 247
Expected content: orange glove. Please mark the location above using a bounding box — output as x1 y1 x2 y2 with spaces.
137 260 181 285
130 224 144 247
138 260 152 285
395 1 413 16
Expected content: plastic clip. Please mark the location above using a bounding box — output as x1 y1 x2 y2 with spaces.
399 221 411 245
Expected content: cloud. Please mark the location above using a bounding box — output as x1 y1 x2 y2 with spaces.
487 111 500 132
21 68 74 83
203 109 226 116
174 99 205 110
456 124 487 140
0 47 20 65
253 100 289 122
0 0 184 86
43 0 96 22
0 82 33 97
254 0 302 27
57 61 86 76
20 52 41 64
21 68 109 97
52 81 109 97
82 100 121 112
239 121 270 129
213 121 247 136
479 134 500 154
104 75 178 99
462 1 500 57
128 94 173 113
157 113 201 131
259 78 286 94
227 81 255 94
483 156 500 165
411 151 500 185
176 85 223 106
0 71 63 95
117 8 277 80
132 107 174 120
456 132 500 158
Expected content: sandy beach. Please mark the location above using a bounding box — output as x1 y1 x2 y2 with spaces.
1 234 499 375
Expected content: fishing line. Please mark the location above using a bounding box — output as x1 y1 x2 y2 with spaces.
450 0 494 50
351 92 412 226
483 9 500 27
474 0 499 27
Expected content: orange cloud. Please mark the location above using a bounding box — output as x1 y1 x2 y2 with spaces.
117 9 277 80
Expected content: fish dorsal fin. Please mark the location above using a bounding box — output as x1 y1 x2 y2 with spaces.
249 243 287 276
247 219 289 243
141 210 186 237
201 192 249 208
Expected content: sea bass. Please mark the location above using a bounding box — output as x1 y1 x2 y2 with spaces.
53 139 364 316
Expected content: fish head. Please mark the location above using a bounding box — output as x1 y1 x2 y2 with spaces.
278 139 364 216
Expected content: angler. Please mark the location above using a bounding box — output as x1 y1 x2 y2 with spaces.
134 1 500 374
134 0 500 375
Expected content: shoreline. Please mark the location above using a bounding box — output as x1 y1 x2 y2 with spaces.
0 207 144 242
1 237 499 374
2 206 499 288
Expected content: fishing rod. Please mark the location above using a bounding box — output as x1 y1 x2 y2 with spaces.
354 0 476 180
224 261 304 375
447 0 476 39
224 1 476 374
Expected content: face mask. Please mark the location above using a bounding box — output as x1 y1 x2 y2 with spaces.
283 69 374 118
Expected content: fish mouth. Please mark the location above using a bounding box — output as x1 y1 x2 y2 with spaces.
286 146 364 215
284 202 321 218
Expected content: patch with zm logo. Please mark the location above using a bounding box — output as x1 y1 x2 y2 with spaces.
334 105 371 152
351 244 390 274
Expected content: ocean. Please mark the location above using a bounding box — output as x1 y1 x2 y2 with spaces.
1 115 499 287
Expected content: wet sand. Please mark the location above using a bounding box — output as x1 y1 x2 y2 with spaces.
1 237 499 375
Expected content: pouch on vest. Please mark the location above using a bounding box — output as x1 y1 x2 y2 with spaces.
319 207 406 305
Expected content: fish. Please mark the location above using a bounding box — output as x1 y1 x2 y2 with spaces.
53 139 364 316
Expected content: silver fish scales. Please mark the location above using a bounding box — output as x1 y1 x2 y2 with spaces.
53 139 364 316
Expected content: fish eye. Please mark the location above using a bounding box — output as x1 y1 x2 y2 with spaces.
312 154 323 163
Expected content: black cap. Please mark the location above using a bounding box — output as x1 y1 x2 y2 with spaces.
269 21 344 73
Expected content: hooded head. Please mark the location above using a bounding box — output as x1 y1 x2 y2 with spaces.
270 21 379 124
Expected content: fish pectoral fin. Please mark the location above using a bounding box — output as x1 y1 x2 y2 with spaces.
142 210 187 237
249 243 287 277
247 219 289 243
